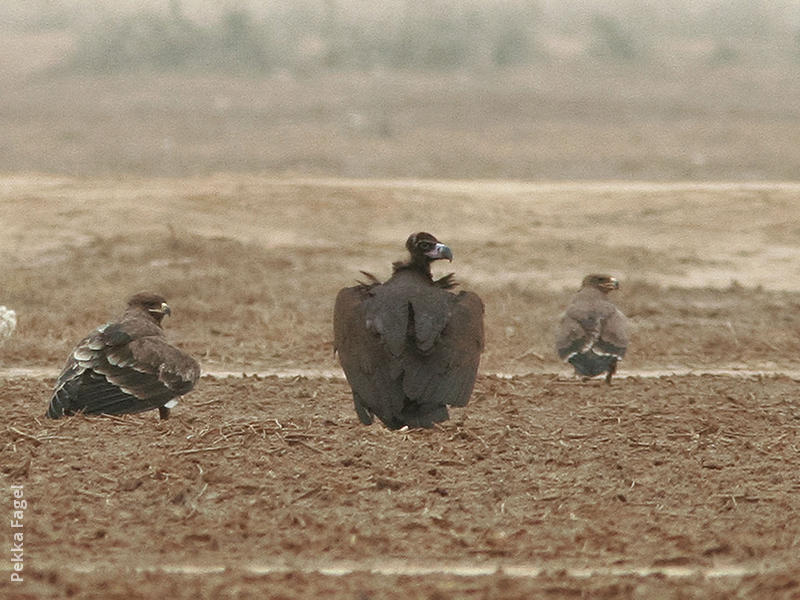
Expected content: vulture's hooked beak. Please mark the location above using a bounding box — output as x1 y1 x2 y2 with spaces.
426 243 453 262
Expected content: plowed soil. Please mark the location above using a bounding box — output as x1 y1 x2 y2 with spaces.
2 178 800 599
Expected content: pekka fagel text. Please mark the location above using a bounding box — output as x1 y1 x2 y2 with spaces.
10 485 25 582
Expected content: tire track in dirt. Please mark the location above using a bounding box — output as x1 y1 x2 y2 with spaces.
3 367 799 380
56 559 783 580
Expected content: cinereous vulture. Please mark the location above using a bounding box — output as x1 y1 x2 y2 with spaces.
334 233 484 429
556 274 629 384
47 292 200 419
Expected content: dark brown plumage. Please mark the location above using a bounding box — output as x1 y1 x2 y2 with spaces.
555 274 629 384
47 292 200 419
334 233 484 429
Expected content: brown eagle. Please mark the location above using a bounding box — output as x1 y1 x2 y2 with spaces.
334 233 484 429
556 274 629 384
47 292 200 419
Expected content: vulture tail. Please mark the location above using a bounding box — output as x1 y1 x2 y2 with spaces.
397 402 450 429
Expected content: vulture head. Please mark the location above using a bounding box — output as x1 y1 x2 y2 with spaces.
127 292 171 325
582 274 620 294
403 232 453 275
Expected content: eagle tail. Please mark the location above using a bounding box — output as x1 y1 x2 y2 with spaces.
47 384 77 419
569 352 617 377
47 372 161 418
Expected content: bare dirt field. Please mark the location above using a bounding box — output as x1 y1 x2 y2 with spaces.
2 178 800 598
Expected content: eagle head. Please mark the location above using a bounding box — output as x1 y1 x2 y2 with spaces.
582 274 620 294
127 292 171 324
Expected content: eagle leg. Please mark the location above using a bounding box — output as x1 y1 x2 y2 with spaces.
158 406 171 420
604 358 618 386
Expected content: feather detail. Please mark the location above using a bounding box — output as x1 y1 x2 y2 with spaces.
47 293 200 419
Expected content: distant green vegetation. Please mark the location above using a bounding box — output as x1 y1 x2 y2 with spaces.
589 14 645 61
66 6 276 74
38 0 800 74
63 1 539 74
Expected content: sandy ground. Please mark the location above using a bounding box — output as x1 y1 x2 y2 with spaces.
2 178 800 598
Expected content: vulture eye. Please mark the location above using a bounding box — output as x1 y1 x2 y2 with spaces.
418 241 433 251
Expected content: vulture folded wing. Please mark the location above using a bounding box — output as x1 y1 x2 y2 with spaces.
334 286 405 425
401 290 484 410
408 291 452 354
363 284 410 358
